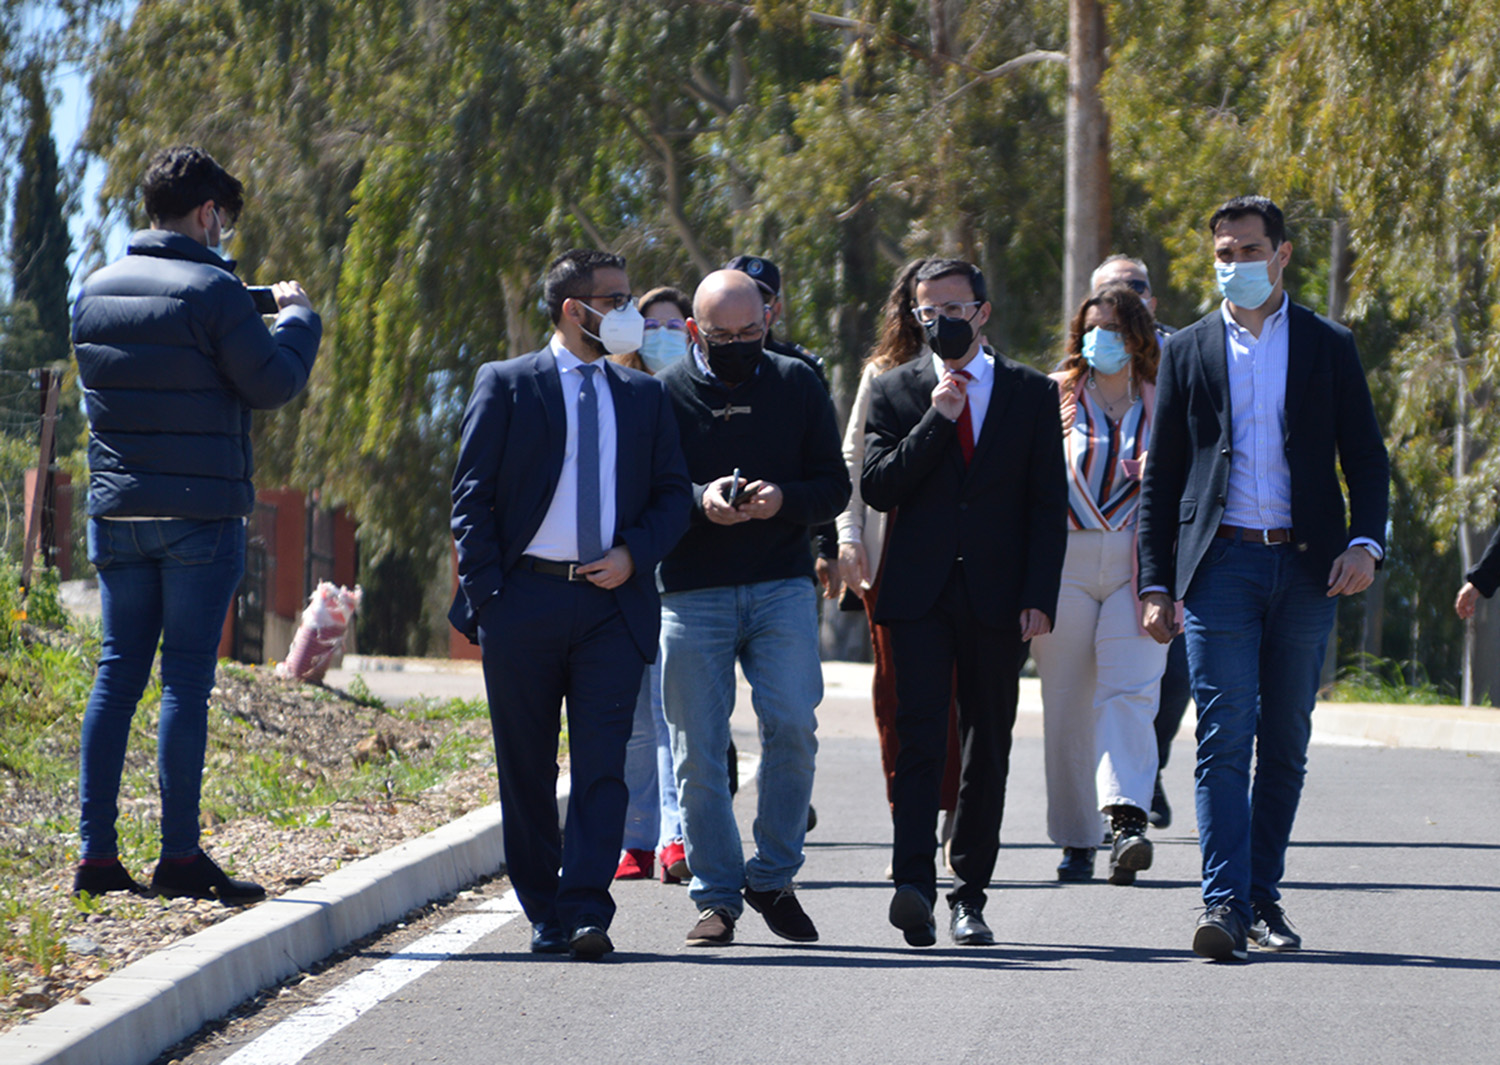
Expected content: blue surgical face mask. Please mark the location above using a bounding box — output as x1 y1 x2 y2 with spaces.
1215 258 1277 308
640 327 689 373
1082 327 1130 375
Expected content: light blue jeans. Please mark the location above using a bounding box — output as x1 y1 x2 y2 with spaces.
621 661 683 851
660 578 821 916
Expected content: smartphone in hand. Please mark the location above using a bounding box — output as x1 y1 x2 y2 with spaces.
247 286 279 315
726 467 746 507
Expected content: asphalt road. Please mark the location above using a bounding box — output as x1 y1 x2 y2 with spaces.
171 680 1500 1065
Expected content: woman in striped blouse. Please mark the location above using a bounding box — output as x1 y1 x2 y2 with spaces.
1031 283 1169 886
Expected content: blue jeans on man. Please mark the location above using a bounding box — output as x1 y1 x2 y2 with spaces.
659 577 821 916
79 517 246 861
1183 537 1337 926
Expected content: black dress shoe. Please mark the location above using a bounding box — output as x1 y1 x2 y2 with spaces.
73 860 150 898
889 886 936 947
530 922 569 954
949 902 994 946
152 852 266 906
568 925 614 960
1056 847 1096 882
1249 899 1302 951
1148 774 1172 829
744 885 819 942
1192 904 1248 961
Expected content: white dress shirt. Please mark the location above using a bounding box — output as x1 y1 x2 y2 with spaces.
932 348 995 439
524 336 618 562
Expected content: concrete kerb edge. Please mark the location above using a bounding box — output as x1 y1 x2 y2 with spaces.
0 779 573 1065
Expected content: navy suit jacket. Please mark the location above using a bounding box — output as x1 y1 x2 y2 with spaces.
1137 302 1389 599
448 346 692 659
861 352 1069 630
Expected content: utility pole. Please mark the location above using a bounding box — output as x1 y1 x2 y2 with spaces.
1063 0 1111 316
21 368 60 591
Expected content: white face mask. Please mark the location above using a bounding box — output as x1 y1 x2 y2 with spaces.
579 300 646 355
640 327 689 373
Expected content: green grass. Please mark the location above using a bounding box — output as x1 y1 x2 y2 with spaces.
1325 655 1460 705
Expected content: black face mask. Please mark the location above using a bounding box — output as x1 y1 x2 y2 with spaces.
923 316 975 361
705 339 763 386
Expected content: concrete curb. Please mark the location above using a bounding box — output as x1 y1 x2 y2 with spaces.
0 788 566 1065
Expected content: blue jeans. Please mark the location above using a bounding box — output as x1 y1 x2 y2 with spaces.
660 578 821 916
621 660 684 851
1183 537 1337 925
79 517 246 860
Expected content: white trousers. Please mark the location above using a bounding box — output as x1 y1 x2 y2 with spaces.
1031 528 1168 848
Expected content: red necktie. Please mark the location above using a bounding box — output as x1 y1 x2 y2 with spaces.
952 368 975 465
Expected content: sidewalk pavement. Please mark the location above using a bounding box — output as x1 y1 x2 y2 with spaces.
5 657 1496 1065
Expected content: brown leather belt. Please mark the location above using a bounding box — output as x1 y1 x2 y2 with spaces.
522 555 590 582
1216 524 1293 545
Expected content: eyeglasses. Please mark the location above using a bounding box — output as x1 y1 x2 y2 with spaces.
582 292 634 311
213 205 235 244
699 324 766 346
643 318 686 331
911 301 983 325
1121 279 1150 295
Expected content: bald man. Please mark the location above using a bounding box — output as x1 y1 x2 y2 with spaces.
655 270 849 948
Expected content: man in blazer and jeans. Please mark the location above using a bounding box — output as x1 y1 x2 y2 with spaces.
863 258 1068 948
1137 196 1389 961
450 249 690 960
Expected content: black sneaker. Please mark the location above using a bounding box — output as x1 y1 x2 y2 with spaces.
686 908 735 946
72 859 150 898
152 852 266 906
1148 774 1172 829
743 885 819 942
1106 805 1153 886
1249 899 1302 952
1056 847 1096 882
1193 904 1249 961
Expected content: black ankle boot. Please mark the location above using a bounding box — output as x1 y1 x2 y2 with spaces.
152 852 266 906
73 859 149 897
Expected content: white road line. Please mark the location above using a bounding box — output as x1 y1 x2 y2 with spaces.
220 891 525 1065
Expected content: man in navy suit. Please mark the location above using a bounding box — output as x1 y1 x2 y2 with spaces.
450 249 691 960
1137 196 1389 961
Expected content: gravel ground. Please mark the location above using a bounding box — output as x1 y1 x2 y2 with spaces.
0 661 508 1034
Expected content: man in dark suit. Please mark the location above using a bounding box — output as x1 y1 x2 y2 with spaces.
863 258 1068 948
1137 196 1389 961
450 249 691 960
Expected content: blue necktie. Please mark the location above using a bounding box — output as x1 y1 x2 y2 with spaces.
575 363 603 564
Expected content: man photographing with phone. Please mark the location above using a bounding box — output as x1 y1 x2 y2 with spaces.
69 145 321 905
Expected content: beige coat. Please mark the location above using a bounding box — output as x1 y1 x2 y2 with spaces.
836 361 889 586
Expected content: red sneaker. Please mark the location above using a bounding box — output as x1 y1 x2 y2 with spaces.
614 848 653 880
660 840 690 884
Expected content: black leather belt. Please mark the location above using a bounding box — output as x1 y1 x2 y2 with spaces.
522 555 590 582
1216 524 1293 545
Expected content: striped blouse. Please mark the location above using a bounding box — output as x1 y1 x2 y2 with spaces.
1064 384 1150 532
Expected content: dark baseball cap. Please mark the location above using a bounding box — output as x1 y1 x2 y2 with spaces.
724 255 781 299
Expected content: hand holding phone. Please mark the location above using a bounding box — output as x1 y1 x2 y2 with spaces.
726 467 746 507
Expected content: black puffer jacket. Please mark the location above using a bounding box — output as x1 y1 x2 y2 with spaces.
71 230 321 519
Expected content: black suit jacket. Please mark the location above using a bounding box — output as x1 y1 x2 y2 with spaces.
1137 302 1389 599
861 352 1068 629
448 346 692 658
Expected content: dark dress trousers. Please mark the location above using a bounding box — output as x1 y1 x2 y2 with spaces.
862 352 1068 909
450 347 691 934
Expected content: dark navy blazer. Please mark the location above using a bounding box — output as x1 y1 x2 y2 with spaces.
448 346 691 659
1137 302 1390 599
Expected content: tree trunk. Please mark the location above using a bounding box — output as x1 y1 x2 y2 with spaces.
1063 0 1110 317
1320 219 1355 691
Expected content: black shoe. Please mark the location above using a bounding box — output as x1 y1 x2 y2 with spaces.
1193 904 1249 961
743 885 819 942
1249 899 1302 952
949 902 994 946
889 886 936 947
73 860 149 898
1056 847 1096 882
151 852 266 906
1106 805 1153 886
530 922 568 954
1148 774 1172 829
568 925 614 960
806 804 818 832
